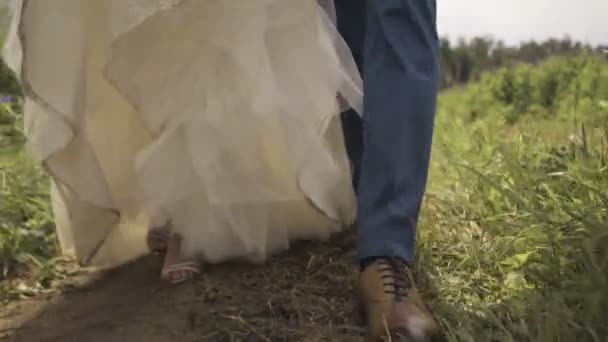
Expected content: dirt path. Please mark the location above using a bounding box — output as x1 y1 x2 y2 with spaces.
1 233 371 342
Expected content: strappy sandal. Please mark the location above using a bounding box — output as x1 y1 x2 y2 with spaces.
160 233 201 284
161 261 201 284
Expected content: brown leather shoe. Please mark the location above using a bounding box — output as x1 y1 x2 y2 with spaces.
357 258 439 341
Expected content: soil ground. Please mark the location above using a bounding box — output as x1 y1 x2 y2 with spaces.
1 231 442 342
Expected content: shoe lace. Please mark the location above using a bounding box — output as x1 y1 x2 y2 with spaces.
376 258 413 301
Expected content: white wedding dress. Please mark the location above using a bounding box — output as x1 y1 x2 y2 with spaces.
2 0 362 268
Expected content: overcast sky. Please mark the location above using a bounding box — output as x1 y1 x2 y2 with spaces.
437 0 608 45
0 1 606 46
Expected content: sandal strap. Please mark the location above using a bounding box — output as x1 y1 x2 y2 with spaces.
162 262 201 275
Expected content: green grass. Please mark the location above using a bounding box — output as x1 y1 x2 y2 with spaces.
0 101 59 301
0 53 606 340
420 54 608 341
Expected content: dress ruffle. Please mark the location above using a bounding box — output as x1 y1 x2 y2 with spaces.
3 0 362 266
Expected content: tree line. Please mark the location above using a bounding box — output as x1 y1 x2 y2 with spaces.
439 36 606 89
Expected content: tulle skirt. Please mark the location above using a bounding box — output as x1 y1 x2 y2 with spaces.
2 0 362 267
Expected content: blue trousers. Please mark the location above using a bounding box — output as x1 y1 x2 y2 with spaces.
335 0 440 263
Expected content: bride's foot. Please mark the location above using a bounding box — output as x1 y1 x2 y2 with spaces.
161 233 201 284
146 227 170 254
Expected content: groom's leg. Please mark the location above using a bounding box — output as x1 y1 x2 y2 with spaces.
355 1 441 339
335 0 365 192
357 0 440 264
